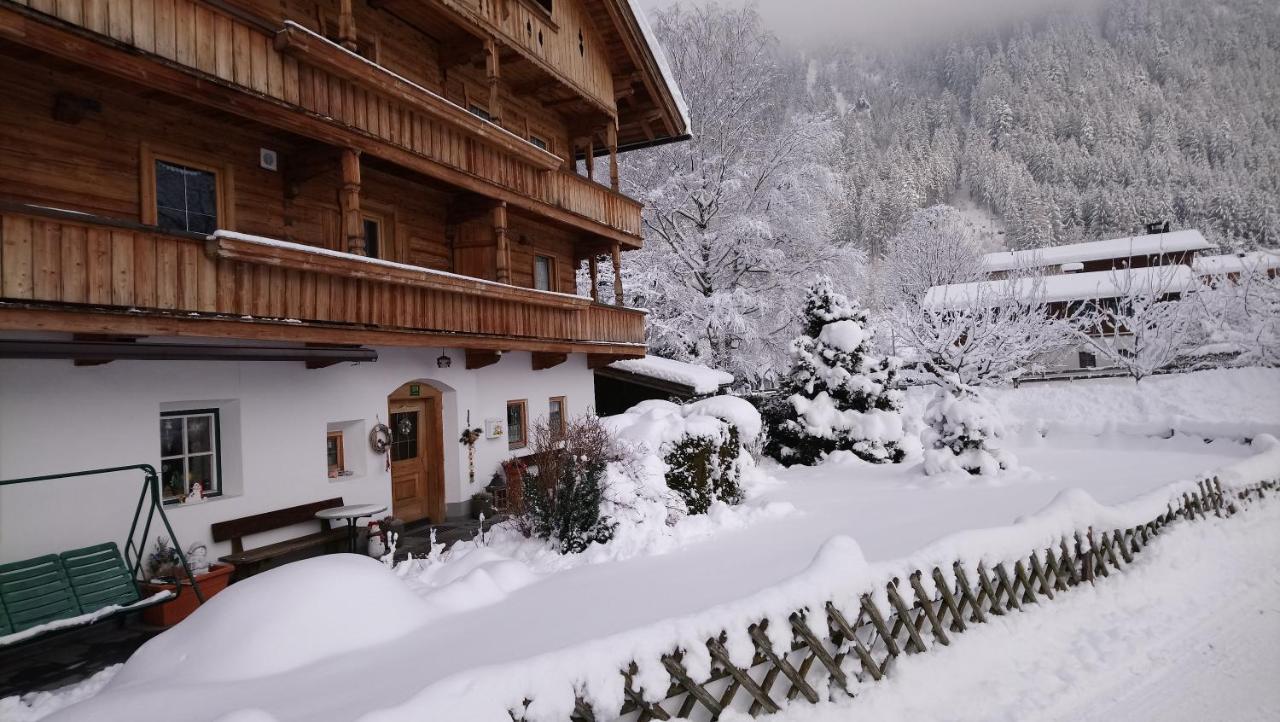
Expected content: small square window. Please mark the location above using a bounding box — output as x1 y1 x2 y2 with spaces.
468 104 493 122
534 255 554 292
362 215 382 259
529 135 548 151
507 400 527 449
155 160 219 234
159 409 222 503
549 396 566 436
1079 351 1098 369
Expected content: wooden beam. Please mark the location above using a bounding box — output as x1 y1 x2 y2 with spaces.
466 349 502 369
340 149 365 255
337 0 358 52
588 254 599 302
72 333 138 366
484 37 502 125
611 242 624 305
531 352 568 370
607 122 620 192
585 135 595 181
0 305 647 357
493 202 511 284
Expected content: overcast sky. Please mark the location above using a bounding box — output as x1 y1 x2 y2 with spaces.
638 0 1100 47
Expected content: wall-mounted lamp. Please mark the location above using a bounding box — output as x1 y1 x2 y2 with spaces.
437 353 452 368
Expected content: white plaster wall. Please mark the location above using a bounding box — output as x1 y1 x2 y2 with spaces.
0 344 596 563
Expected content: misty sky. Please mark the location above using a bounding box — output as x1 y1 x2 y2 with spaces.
639 0 1099 46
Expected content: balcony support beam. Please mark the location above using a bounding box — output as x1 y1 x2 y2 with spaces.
337 0 359 52
484 38 502 125
588 254 600 302
466 349 502 369
340 148 366 255
611 242 624 305
532 352 568 370
607 122 620 192
494 202 511 285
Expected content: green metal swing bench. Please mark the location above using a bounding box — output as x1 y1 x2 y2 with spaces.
0 464 204 648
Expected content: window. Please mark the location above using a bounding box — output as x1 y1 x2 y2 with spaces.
507 400 528 449
468 104 493 122
159 409 221 503
1079 351 1097 369
549 396 566 436
389 410 419 462
362 215 382 259
327 430 345 477
529 135 549 151
155 160 219 234
534 255 555 292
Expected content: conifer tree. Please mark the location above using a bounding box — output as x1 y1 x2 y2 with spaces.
764 278 906 466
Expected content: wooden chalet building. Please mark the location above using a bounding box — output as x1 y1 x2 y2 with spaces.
0 0 688 562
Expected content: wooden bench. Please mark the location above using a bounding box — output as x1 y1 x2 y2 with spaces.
0 542 173 646
211 498 347 579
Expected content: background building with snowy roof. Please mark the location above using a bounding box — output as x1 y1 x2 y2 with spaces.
0 0 688 566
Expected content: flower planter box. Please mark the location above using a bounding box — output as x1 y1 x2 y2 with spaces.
139 562 235 627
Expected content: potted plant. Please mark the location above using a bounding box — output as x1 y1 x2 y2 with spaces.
138 537 235 627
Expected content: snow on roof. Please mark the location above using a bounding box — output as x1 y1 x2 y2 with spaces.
628 0 691 133
982 230 1212 273
923 265 1198 311
1194 250 1280 276
606 355 733 394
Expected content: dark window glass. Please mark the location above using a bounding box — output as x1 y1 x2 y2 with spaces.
534 256 553 291
468 104 493 122
155 160 218 234
363 217 381 259
390 411 419 462
529 135 548 151
1079 351 1097 368
327 435 341 469
535 0 552 12
549 398 564 433
507 402 525 448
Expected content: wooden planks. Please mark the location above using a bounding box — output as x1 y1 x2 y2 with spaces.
0 209 646 350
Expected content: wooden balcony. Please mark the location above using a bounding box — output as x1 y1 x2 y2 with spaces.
0 206 647 355
0 0 644 247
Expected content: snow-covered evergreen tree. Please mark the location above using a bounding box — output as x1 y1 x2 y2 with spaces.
921 373 1017 477
764 279 906 466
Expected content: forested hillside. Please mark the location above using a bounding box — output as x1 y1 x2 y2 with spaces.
616 0 1279 384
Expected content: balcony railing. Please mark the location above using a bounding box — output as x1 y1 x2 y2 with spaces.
3 0 643 245
0 206 647 352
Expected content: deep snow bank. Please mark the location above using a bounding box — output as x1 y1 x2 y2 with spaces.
110 555 432 687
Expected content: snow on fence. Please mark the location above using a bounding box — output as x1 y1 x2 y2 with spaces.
514 475 1277 722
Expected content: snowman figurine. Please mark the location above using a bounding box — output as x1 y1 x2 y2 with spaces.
185 543 210 577
185 481 205 504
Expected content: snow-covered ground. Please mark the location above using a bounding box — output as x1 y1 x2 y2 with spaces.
735 495 1280 722
6 368 1278 722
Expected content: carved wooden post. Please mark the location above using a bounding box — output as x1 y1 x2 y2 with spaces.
337 0 358 52
588 254 599 301
585 134 595 181
484 38 501 124
494 202 510 284
607 121 620 191
340 148 364 255
611 242 623 305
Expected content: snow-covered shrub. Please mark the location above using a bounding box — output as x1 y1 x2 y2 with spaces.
663 425 744 515
605 396 763 522
922 379 1017 476
516 414 619 554
765 278 906 466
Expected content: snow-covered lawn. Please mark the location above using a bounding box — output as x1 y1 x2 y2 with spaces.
734 495 1280 722
7 369 1279 722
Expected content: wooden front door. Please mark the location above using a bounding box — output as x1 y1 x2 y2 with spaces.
388 385 445 523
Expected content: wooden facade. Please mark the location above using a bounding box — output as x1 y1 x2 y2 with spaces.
0 0 689 356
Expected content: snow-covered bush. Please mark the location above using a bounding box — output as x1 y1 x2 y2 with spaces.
605 396 763 522
1192 264 1280 367
764 278 906 466
516 415 619 554
663 425 744 515
922 378 1017 476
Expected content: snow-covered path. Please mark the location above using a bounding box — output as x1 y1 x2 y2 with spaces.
30 433 1253 722
738 493 1280 722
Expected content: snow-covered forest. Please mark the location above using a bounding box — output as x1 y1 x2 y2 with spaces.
614 0 1280 384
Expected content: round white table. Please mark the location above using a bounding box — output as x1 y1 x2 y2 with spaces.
315 504 388 554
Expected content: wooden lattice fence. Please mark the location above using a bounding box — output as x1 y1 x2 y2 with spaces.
512 476 1276 722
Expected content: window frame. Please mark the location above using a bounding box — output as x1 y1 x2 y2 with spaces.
140 143 235 233
159 408 223 504
528 134 549 151
327 429 346 477
533 254 556 292
468 103 494 123
548 396 566 436
506 399 528 450
360 210 385 260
